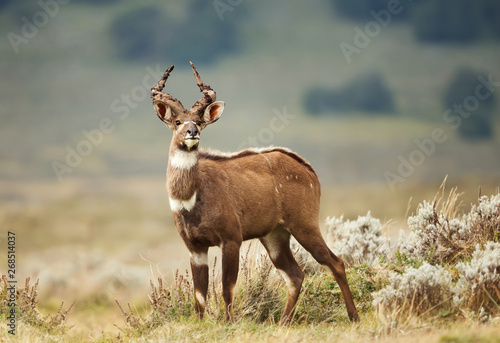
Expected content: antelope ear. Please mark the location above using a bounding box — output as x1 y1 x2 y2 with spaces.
202 101 225 125
154 100 177 128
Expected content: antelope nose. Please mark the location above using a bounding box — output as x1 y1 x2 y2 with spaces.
187 128 199 137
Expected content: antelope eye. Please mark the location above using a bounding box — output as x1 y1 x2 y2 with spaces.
175 120 182 126
196 121 202 126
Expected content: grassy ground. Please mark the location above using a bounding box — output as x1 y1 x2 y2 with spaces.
2 262 500 342
4 317 500 343
1 177 499 341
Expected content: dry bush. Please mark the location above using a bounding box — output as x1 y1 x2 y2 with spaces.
325 212 391 265
380 188 500 320
454 241 500 315
115 243 382 338
399 190 500 264
115 269 193 337
292 212 391 271
0 276 73 335
372 262 453 315
116 248 286 337
234 247 285 323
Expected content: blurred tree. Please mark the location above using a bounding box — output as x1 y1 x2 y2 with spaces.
303 72 395 116
331 0 409 21
110 1 244 65
303 87 340 116
444 68 496 140
110 7 166 62
340 72 395 113
411 0 480 43
333 0 500 43
0 0 14 10
72 0 121 4
481 0 500 39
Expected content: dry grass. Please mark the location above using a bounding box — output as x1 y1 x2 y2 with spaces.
0 276 73 335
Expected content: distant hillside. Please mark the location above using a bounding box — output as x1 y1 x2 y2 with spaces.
0 0 499 185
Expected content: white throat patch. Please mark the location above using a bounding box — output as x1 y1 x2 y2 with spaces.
169 150 197 170
184 138 199 149
169 192 197 212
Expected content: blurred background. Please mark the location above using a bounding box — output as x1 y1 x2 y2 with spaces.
0 0 499 333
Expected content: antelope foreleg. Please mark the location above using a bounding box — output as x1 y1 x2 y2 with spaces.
221 241 241 322
190 249 209 319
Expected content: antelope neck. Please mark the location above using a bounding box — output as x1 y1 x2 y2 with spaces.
169 148 198 170
167 146 200 212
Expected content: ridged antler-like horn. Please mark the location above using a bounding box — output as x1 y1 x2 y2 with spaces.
150 65 186 115
190 61 216 115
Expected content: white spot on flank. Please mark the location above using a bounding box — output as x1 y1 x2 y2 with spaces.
279 183 283 188
169 192 197 212
275 187 279 193
169 150 197 169
191 251 208 266
310 183 313 188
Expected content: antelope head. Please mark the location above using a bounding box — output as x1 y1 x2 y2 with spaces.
151 62 225 151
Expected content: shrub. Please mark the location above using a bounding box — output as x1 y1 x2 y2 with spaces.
443 68 496 140
454 242 500 314
398 193 500 264
0 276 73 335
116 272 193 337
303 72 395 115
325 212 391 265
372 262 453 314
116 253 286 337
469 193 500 242
291 213 391 270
